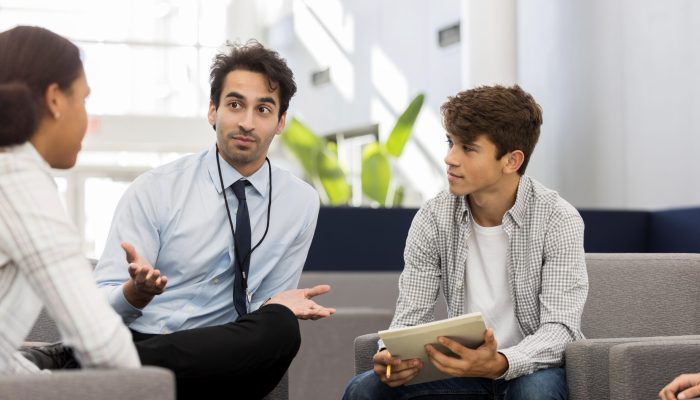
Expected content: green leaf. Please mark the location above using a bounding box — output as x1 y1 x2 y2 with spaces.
317 147 351 205
361 142 392 205
385 93 425 158
391 185 405 207
326 141 338 156
280 118 324 179
280 117 350 205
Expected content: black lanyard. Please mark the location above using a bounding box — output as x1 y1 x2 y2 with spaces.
215 144 272 291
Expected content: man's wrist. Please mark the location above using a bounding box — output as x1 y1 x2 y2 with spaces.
491 352 509 378
122 280 152 309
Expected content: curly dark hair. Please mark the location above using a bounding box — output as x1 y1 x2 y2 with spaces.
209 40 296 119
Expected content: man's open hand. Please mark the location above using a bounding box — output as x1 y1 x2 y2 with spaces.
121 242 167 309
267 284 336 320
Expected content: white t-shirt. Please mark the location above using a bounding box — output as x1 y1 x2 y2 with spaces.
465 216 524 349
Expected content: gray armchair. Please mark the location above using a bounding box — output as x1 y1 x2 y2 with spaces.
1 307 175 400
17 307 289 400
608 337 700 399
0 366 175 400
353 253 700 399
12 307 290 400
9 257 288 400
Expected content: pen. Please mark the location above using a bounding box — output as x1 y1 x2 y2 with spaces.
386 351 392 379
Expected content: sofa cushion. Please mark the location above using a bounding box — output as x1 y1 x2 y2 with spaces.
582 253 700 338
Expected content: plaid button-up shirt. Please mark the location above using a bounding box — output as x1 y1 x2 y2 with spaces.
390 175 588 380
0 143 140 373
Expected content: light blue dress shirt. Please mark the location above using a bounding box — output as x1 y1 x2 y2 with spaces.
94 145 320 334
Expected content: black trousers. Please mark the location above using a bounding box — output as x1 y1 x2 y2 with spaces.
132 304 300 400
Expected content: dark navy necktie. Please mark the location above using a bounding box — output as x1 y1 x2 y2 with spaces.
231 180 251 317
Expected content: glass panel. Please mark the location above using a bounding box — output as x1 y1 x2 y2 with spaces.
76 151 189 167
0 0 222 117
0 0 199 45
198 46 219 107
198 0 232 46
83 176 131 258
81 43 200 116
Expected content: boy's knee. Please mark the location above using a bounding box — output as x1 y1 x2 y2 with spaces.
343 370 387 400
507 368 568 400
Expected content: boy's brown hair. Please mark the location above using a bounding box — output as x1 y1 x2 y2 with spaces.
441 84 543 174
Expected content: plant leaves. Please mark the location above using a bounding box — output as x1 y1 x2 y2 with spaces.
385 93 425 158
280 118 325 179
317 148 351 205
361 142 392 205
281 117 350 205
391 185 405 207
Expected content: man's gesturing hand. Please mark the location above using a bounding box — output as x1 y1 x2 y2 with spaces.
267 285 336 320
121 242 168 309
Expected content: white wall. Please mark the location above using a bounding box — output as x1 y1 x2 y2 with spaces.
461 0 517 88
268 0 463 205
267 0 700 209
518 0 700 209
81 0 700 210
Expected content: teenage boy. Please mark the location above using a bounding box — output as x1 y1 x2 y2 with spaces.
344 85 588 400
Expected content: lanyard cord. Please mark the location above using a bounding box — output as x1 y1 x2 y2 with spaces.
215 144 272 290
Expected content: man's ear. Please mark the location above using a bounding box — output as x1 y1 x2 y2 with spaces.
504 150 525 174
275 112 287 135
207 100 217 131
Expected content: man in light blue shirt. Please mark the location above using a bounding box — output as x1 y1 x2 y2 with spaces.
93 40 334 400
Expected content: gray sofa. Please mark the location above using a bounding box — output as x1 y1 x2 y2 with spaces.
353 253 700 399
291 272 403 400
0 366 174 400
0 258 176 400
2 257 287 400
10 307 289 400
1 307 175 400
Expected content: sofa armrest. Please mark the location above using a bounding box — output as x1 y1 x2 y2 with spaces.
566 335 700 400
610 337 700 400
354 333 380 375
0 366 175 400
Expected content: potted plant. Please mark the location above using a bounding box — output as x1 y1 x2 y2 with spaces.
281 93 425 207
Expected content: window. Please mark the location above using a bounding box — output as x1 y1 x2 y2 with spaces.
1 0 224 256
53 151 189 258
0 0 230 117
325 124 379 206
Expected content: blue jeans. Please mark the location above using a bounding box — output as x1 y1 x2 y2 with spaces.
342 368 567 400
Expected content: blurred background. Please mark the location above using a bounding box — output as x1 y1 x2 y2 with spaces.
2 0 699 258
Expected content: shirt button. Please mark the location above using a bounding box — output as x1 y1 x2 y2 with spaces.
185 305 193 312
162 329 170 334
214 278 220 284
